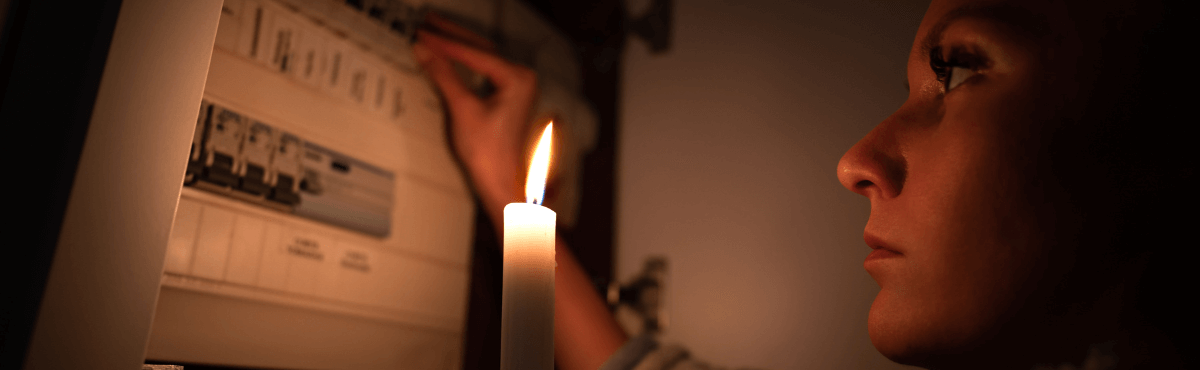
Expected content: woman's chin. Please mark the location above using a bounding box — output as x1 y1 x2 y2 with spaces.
867 292 924 365
867 289 1021 369
866 289 957 368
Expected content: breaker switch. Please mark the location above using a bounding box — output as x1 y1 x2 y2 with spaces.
270 174 301 205
240 164 271 195
204 152 239 187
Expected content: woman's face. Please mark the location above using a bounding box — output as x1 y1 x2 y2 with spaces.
837 0 1102 366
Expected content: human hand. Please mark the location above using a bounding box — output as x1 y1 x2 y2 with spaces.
412 14 539 224
415 19 629 370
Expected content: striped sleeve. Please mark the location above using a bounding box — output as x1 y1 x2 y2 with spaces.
599 334 723 370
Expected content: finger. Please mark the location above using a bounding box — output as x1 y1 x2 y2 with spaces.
417 31 534 92
416 44 483 116
423 12 496 51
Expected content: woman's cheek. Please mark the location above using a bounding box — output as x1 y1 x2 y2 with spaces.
868 95 1043 355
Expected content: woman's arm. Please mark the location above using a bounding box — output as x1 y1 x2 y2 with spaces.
554 235 628 370
413 18 627 370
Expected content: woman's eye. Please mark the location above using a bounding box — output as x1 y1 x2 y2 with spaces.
946 66 975 91
929 46 980 94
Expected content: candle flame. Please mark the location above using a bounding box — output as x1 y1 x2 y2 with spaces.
526 122 553 205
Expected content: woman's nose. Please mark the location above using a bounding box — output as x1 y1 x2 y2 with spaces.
837 121 906 201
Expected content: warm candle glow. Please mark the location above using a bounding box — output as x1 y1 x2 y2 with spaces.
525 122 553 205
503 122 557 368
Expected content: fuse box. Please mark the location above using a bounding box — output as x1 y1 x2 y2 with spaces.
148 0 596 368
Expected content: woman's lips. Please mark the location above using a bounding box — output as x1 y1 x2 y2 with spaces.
865 248 902 262
863 233 903 266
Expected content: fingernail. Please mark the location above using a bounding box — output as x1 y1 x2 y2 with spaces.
412 43 432 64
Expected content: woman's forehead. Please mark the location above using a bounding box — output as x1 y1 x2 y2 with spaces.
905 0 1079 79
914 0 1068 49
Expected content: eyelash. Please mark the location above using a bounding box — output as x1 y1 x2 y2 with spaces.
929 46 976 93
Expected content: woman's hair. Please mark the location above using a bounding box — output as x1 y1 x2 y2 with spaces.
1072 0 1192 348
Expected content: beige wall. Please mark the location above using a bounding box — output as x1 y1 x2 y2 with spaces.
617 1 928 368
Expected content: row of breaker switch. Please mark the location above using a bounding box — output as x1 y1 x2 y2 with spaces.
187 101 303 206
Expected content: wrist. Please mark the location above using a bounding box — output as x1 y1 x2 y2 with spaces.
467 162 523 226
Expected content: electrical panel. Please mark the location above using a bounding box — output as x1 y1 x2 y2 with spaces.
147 0 597 368
150 0 469 368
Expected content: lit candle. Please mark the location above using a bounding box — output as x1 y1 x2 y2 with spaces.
501 123 556 370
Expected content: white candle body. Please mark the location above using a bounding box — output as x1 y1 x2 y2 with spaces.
501 203 556 370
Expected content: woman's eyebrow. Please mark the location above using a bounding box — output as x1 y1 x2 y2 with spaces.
919 5 1050 59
